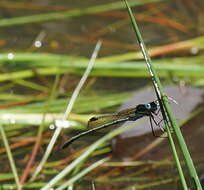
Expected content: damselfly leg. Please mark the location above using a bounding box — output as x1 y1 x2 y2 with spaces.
149 114 168 137
151 99 174 137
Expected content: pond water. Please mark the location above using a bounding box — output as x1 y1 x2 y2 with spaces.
0 0 204 189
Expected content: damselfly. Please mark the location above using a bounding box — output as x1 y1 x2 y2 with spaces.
62 100 162 149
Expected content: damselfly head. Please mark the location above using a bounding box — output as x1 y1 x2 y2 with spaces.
149 101 159 112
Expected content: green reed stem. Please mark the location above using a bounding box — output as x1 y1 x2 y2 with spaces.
123 0 202 189
56 157 109 190
0 125 22 190
0 0 160 27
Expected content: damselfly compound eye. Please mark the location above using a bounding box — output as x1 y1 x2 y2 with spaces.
145 103 151 109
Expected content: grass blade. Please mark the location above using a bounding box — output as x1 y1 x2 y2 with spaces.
0 125 22 190
40 122 139 190
123 0 202 189
30 41 101 182
56 157 110 190
0 0 161 27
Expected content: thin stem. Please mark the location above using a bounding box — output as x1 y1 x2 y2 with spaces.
22 74 60 183
123 0 202 189
30 41 101 181
0 125 22 190
62 41 102 120
0 0 160 27
55 157 109 190
40 122 139 190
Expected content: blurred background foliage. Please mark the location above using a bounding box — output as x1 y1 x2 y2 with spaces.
0 0 204 189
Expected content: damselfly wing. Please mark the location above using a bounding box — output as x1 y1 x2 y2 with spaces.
88 107 139 129
88 101 158 128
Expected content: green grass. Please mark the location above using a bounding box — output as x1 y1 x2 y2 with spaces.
0 0 204 190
